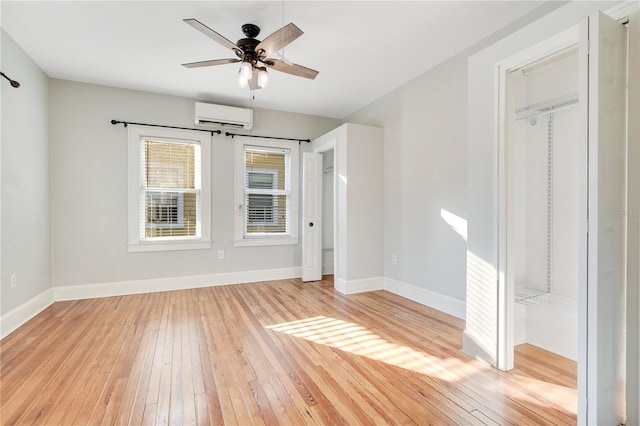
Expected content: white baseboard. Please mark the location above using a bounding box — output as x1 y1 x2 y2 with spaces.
383 277 466 319
334 276 384 295
2 270 465 344
54 267 302 301
1 268 301 341
0 288 55 339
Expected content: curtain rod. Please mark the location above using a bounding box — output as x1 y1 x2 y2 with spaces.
111 120 221 135
224 131 311 144
1 71 21 88
110 120 311 143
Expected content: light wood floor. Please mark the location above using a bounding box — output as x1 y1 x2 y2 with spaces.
0 276 576 425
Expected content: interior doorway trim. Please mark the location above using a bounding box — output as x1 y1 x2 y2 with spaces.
495 25 580 372
313 139 337 281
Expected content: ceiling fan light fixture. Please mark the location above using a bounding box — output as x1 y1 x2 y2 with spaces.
237 70 249 88
257 68 269 88
240 61 253 80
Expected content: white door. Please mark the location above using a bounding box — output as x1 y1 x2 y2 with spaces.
585 11 627 425
301 152 323 282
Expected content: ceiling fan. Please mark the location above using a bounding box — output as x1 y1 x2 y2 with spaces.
182 19 319 90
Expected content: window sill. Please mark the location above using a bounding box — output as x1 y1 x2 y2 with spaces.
128 240 212 253
233 237 299 247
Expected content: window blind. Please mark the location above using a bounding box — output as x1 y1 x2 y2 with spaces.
244 145 290 236
140 139 201 239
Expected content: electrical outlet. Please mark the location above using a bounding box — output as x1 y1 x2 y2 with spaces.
218 250 225 260
391 255 397 265
10 274 16 288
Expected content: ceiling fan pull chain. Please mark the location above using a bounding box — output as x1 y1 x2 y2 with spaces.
281 0 286 61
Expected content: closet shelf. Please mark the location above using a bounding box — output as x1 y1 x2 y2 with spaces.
515 287 577 318
515 91 579 121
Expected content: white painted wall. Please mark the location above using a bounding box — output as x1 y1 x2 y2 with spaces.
465 0 617 367
465 0 639 422
345 124 384 281
341 2 565 318
49 79 339 288
1 31 51 316
311 123 384 292
626 6 640 424
345 53 469 302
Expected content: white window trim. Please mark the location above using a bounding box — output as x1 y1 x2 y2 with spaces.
234 136 299 247
127 125 212 252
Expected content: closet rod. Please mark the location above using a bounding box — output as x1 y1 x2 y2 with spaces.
110 120 221 136
224 131 311 144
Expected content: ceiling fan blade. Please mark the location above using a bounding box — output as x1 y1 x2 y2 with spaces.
182 58 241 68
183 18 241 54
255 23 303 56
264 59 319 80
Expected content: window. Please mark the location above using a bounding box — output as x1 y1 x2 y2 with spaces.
147 192 184 229
128 126 211 252
234 137 299 246
246 168 279 226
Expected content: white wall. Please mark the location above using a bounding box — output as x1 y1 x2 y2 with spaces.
345 124 384 281
49 79 339 288
465 1 639 423
1 31 51 316
465 0 617 367
311 123 384 292
626 5 640 424
341 2 565 318
345 53 468 302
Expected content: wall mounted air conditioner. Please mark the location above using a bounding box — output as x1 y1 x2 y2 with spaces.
195 102 253 130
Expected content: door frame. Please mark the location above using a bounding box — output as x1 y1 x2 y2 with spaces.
495 25 581 372
496 22 588 419
313 139 337 280
496 6 633 423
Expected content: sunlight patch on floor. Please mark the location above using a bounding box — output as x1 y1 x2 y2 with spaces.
266 315 578 417
509 373 577 412
266 316 477 382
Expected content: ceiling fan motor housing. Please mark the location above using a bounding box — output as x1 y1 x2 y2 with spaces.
235 24 265 61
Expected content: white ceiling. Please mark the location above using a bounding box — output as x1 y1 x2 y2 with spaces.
2 1 548 119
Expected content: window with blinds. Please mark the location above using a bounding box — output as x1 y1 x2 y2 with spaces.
233 136 298 247
244 146 290 236
141 140 201 239
128 126 211 252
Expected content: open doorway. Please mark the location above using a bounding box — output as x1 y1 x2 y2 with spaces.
508 46 580 363
321 149 335 276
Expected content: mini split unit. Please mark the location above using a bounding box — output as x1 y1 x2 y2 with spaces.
195 102 253 130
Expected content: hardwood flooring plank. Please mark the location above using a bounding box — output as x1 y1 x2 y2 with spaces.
0 276 577 425
118 292 163 424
